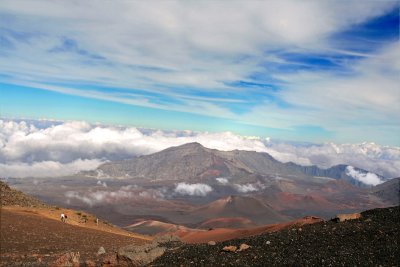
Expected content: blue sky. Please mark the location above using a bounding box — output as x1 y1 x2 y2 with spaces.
0 1 399 145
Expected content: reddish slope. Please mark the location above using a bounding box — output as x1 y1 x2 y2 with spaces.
173 216 323 244
198 217 256 229
124 220 190 235
191 195 290 225
0 207 150 266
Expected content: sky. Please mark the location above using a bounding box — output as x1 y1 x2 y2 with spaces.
0 0 399 146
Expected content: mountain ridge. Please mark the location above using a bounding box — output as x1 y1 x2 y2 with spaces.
90 142 385 187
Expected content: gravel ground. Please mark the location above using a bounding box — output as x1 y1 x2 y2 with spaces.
152 206 400 266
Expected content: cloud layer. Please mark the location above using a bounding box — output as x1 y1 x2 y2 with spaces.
1 119 399 178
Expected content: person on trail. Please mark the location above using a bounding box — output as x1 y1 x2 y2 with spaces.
60 213 65 222
96 218 99 226
64 214 68 222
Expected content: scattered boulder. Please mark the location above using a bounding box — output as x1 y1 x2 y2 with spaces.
208 241 216 246
50 252 80 267
266 241 271 245
238 243 251 251
118 243 166 266
152 234 181 245
97 246 106 255
117 234 182 266
334 213 361 222
222 246 237 252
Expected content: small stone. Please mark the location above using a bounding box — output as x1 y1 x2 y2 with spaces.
222 246 237 252
266 241 271 245
97 246 106 255
238 243 250 251
298 228 302 231
208 241 216 246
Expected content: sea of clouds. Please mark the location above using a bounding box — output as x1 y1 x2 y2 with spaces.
1 119 399 179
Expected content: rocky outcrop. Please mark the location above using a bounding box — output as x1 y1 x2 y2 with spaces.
50 252 80 267
116 234 182 266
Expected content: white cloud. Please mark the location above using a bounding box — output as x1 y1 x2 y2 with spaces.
96 180 107 188
64 186 164 207
1 119 399 179
345 166 384 186
174 182 213 197
216 177 229 185
233 183 259 193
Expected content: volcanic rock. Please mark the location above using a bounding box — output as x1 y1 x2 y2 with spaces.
238 243 250 251
222 246 237 252
97 246 106 255
50 252 80 267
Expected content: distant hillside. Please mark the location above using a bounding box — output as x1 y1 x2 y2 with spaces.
190 195 289 225
372 177 400 205
0 180 47 207
198 217 256 229
124 220 189 236
90 142 383 187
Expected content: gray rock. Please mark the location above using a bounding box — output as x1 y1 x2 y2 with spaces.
118 243 166 266
117 234 182 266
97 246 106 255
152 234 181 245
208 241 216 246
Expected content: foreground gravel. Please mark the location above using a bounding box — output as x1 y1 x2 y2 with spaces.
152 206 400 266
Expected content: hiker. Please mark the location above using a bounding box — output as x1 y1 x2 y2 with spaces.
64 214 68 222
60 213 65 222
96 218 99 226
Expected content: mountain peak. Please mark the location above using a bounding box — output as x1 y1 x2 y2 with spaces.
180 142 204 148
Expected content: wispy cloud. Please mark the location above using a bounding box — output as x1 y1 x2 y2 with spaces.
233 183 259 193
0 1 399 145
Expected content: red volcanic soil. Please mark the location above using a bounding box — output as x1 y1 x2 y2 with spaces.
275 192 342 210
0 207 150 266
124 220 190 236
198 217 256 229
175 216 323 244
192 195 289 225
